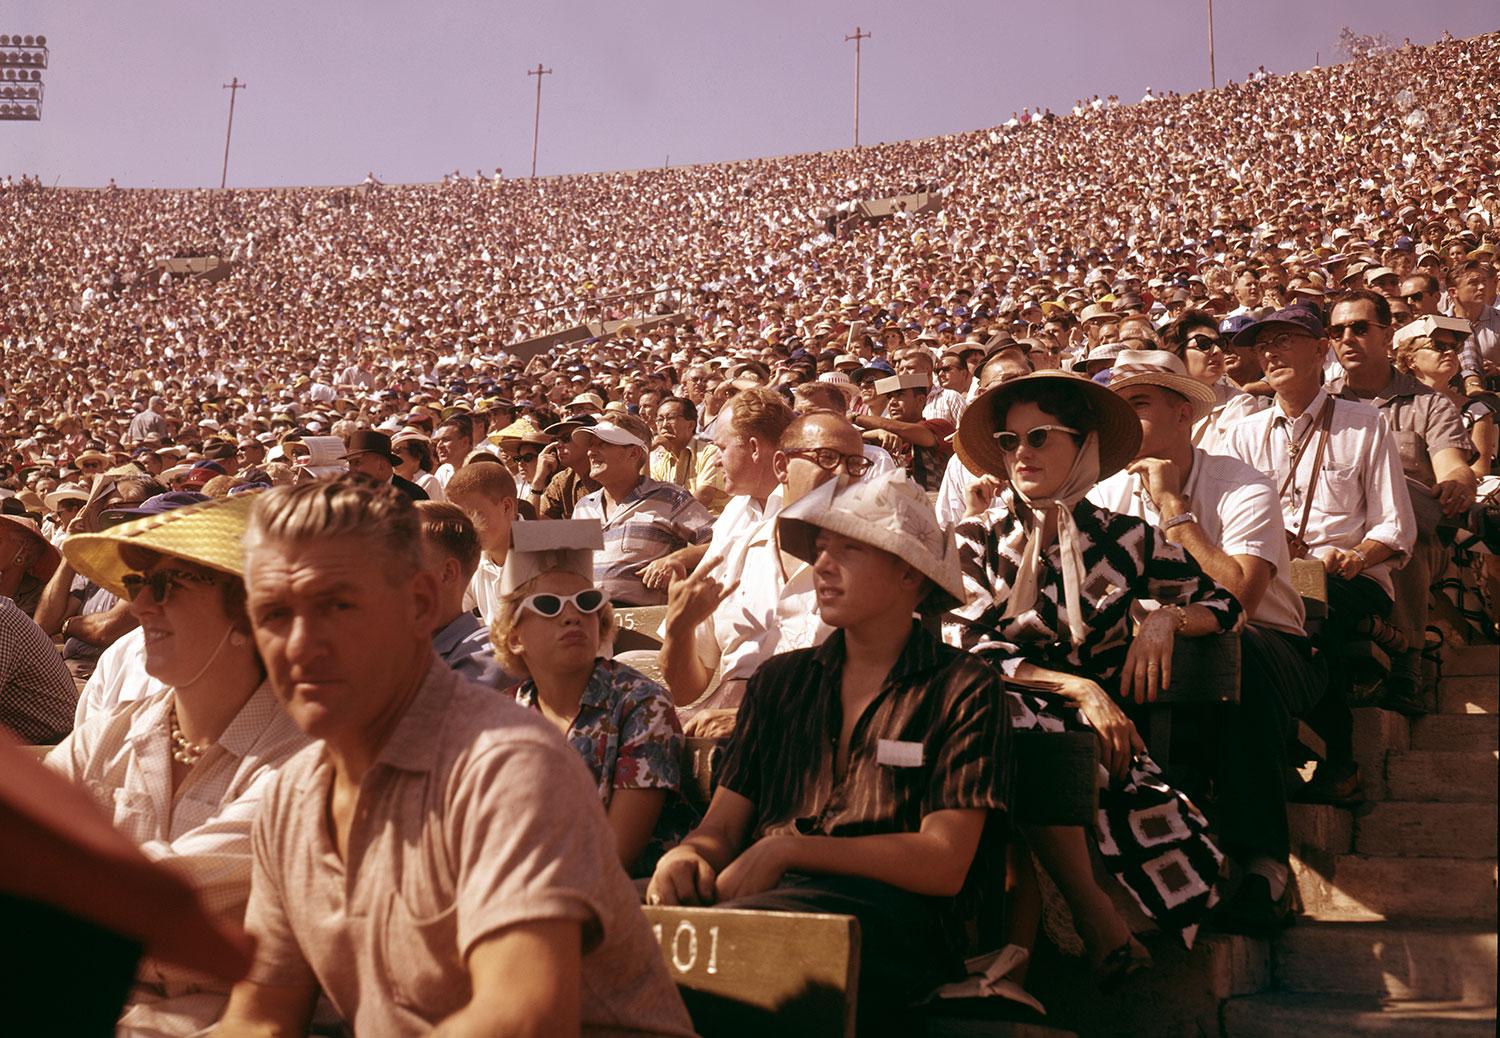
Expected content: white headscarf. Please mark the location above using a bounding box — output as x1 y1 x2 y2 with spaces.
1001 433 1101 647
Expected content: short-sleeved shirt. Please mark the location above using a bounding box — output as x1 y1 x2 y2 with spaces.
573 477 714 605
432 611 506 689
513 659 683 807
0 595 78 744
1090 449 1306 636
243 658 693 1038
886 418 955 492
537 467 601 520
1326 371 1473 487
719 624 1011 956
46 680 308 1032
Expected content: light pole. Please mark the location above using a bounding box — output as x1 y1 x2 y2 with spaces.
844 26 870 148
527 63 552 179
1207 0 1217 89
221 77 246 189
0 35 48 122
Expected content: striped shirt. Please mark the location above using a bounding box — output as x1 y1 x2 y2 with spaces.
573 477 714 606
947 495 1242 685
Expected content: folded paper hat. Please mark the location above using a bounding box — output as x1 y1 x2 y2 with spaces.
776 472 964 613
873 372 930 396
500 519 605 596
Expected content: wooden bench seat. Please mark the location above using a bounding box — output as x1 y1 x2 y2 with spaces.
642 904 860 1037
613 605 668 652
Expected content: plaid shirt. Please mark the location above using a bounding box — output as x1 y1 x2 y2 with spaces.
573 477 713 605
947 494 1241 686
0 595 77 744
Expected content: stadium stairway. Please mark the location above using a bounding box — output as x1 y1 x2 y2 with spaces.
1220 640 1499 1036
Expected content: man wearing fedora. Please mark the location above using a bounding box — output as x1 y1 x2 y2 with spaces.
1093 349 1323 935
649 471 1009 1030
343 429 428 502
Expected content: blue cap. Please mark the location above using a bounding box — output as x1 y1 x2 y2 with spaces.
1218 314 1256 337
98 491 209 528
1228 305 1325 348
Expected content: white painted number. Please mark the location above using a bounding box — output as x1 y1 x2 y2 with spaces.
706 925 720 974
671 920 699 973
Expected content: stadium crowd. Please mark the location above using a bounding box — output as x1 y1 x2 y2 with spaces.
1 29 1498 1038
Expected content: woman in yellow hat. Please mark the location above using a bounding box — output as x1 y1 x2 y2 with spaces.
46 491 309 1036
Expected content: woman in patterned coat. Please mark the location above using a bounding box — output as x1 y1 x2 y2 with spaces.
945 372 1242 986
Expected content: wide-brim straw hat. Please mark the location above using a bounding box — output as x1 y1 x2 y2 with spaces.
1106 349 1217 422
63 491 261 599
954 370 1142 481
0 513 61 581
776 472 965 613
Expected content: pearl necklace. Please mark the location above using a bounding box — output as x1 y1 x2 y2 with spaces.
170 704 211 766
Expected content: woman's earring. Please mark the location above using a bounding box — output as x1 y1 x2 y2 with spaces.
230 631 250 649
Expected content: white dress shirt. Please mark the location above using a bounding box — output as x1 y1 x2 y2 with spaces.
1091 449 1306 635
74 626 165 730
1224 388 1415 598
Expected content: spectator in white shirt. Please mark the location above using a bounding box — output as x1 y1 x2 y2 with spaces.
1224 307 1415 805
1093 350 1321 935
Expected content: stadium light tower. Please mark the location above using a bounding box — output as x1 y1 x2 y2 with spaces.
0 34 48 122
844 26 870 148
527 63 552 179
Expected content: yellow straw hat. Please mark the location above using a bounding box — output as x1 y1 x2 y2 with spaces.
62 491 262 600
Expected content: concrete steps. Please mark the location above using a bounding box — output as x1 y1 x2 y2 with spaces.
1354 801 1498 858
1410 713 1498 752
1293 853 1498 923
1226 640 1499 1036
1274 921 1497 1002
1222 992 1496 1036
1384 749 1498 802
1437 675 1498 715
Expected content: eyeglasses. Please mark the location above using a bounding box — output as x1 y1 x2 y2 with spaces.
1414 340 1462 354
1185 333 1224 352
1402 291 1427 302
994 425 1081 452
518 588 606 618
121 568 219 603
513 450 541 464
1327 319 1388 338
782 447 874 477
1257 331 1312 352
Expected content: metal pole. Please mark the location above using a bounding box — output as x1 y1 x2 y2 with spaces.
528 63 552 179
845 26 870 148
1206 0 1217 89
221 77 246 189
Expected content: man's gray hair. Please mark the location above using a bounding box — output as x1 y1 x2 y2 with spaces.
245 474 421 579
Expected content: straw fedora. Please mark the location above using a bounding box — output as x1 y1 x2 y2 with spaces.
776 472 965 612
63 491 262 600
43 482 91 514
1106 350 1216 421
954 370 1142 481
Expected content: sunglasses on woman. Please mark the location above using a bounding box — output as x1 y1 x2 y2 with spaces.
1185 333 1224 352
519 588 606 618
993 425 1081 453
121 568 219 603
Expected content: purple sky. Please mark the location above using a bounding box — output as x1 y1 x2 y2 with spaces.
4 1 1495 188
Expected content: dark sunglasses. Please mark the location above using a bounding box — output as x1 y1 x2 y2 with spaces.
519 588 606 618
1402 291 1427 302
781 447 873 477
1414 339 1462 354
994 424 1081 453
121 568 219 603
1327 319 1389 338
1185 333 1224 352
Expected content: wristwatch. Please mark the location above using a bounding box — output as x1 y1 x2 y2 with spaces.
1161 511 1197 532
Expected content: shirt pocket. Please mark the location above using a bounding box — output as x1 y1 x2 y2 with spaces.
1392 429 1429 482
378 891 462 1014
1313 462 1362 514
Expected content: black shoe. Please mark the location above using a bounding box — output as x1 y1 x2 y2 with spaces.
1290 760 1363 806
1212 874 1292 938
